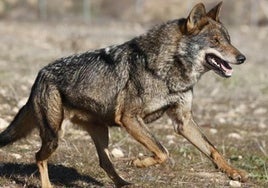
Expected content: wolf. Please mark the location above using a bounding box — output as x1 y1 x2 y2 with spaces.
0 2 247 187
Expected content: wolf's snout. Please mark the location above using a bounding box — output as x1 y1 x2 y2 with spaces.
236 54 246 64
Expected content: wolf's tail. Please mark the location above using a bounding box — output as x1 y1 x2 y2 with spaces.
0 102 35 147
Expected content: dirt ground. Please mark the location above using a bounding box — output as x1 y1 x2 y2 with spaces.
0 20 267 187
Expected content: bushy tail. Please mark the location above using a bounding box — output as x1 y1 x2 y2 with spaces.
0 102 35 147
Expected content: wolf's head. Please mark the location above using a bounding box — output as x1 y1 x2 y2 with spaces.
180 2 245 77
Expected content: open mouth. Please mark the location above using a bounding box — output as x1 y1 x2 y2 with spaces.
205 53 233 77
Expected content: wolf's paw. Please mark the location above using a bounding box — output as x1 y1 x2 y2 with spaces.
131 154 168 168
132 157 154 168
228 168 248 182
115 179 132 188
131 156 158 168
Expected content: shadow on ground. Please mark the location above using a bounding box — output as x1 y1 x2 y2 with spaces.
0 163 103 187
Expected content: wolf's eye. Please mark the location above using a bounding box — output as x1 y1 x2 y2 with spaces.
213 38 220 45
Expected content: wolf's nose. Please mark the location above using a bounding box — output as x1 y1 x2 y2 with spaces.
236 54 246 64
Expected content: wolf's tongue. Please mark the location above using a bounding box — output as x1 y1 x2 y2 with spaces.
220 63 233 75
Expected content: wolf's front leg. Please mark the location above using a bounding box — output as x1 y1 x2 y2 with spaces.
167 91 248 182
117 114 169 168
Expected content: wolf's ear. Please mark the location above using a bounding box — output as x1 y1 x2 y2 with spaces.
207 1 223 22
186 3 206 32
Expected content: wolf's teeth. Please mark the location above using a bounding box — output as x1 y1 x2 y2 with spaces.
211 58 215 63
211 58 220 67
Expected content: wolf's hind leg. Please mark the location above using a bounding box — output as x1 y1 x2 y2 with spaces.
34 86 63 188
83 122 130 187
36 129 60 188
